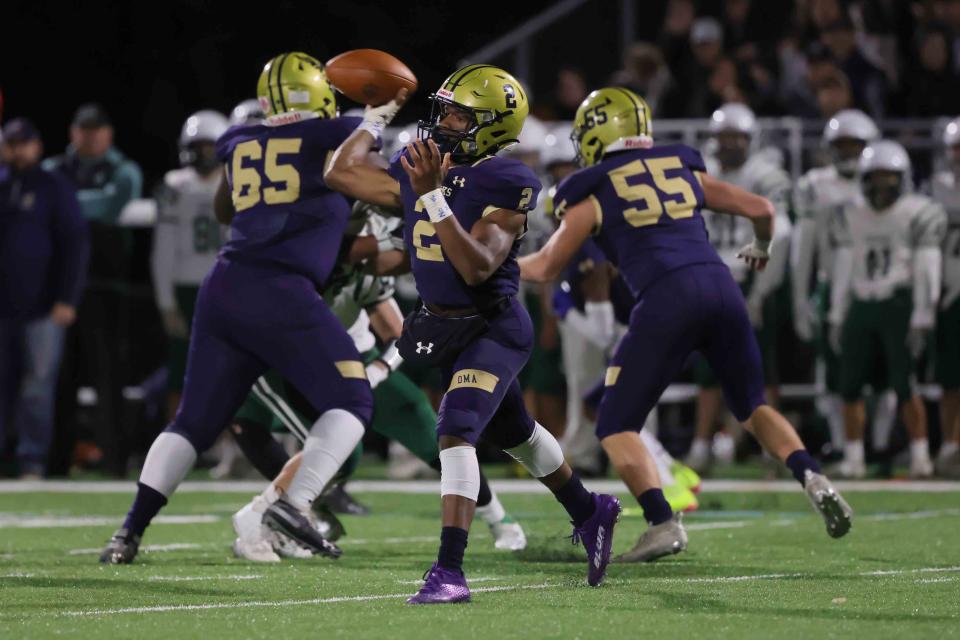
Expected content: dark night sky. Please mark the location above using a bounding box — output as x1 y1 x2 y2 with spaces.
1 0 685 185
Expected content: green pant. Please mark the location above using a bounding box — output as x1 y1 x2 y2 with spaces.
234 348 440 465
167 284 201 392
936 297 960 390
839 290 913 402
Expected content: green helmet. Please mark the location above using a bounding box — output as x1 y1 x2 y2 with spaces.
257 52 336 122
419 64 529 163
571 87 653 167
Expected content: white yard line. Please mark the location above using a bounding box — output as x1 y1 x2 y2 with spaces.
342 536 437 545
147 575 261 582
859 566 960 577
57 582 555 617
397 576 505 585
684 521 749 531
68 543 204 556
915 577 957 584
0 514 220 529
1 479 958 494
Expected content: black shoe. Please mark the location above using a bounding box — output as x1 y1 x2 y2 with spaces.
263 499 342 558
323 483 370 516
99 528 141 564
311 501 347 542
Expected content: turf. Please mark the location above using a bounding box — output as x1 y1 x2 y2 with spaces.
1 486 958 639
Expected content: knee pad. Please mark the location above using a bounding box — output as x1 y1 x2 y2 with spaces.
439 446 480 501
505 423 565 478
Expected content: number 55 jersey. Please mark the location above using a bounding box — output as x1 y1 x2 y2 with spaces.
553 144 721 299
215 115 363 289
553 143 766 434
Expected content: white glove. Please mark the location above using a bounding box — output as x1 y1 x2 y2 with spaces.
365 361 390 389
358 99 403 139
161 308 188 339
737 238 771 272
829 323 843 355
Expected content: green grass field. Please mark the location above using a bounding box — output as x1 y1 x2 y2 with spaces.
1 482 959 639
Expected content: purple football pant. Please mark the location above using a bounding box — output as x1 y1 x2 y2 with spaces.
596 263 765 439
166 258 373 452
436 297 536 449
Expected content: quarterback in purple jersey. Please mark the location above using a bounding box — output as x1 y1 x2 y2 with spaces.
326 65 621 603
100 53 374 564
521 88 853 562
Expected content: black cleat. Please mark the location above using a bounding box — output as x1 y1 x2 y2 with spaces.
323 483 370 516
263 499 342 558
311 501 347 542
99 528 141 564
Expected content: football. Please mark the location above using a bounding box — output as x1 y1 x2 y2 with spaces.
325 49 417 106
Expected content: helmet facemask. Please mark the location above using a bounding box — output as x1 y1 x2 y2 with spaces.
863 170 903 211
830 137 867 178
714 130 750 170
418 95 512 164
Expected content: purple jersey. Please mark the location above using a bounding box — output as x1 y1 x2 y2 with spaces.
554 144 722 299
215 116 363 289
388 152 541 307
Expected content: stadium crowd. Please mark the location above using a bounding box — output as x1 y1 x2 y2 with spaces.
2 0 960 483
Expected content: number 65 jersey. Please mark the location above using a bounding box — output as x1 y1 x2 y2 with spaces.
215 115 364 289
554 144 722 298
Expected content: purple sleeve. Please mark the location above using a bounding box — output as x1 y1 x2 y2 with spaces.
553 166 601 218
473 159 542 212
677 144 707 173
50 174 90 306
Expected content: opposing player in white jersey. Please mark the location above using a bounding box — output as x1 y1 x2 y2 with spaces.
829 141 946 478
928 118 960 476
151 110 230 418
792 110 887 459
229 98 265 126
687 103 792 471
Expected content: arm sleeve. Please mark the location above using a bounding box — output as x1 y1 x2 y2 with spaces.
910 202 948 328
51 176 90 307
151 183 179 311
829 247 854 326
749 171 792 302
789 175 817 313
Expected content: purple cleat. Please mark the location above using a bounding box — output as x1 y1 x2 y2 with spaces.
571 493 622 586
406 564 472 604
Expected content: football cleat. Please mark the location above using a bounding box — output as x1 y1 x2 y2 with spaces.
670 461 702 494
663 484 699 513
406 564 471 604
909 456 934 479
614 513 687 563
804 470 853 538
265 529 313 559
231 496 280 563
311 501 347 542
323 483 370 516
935 450 960 478
829 458 867 480
488 518 527 551
99 528 141 564
571 493 622 586
262 499 342 558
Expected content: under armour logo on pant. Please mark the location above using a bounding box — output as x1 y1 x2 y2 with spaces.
416 342 434 354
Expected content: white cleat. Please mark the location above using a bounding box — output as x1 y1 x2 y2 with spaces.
909 456 934 479
804 470 853 538
266 529 313 559
831 458 866 479
489 520 527 551
232 497 280 563
614 513 687 563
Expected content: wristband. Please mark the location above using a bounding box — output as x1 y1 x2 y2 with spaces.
753 237 771 253
376 340 404 372
419 188 454 224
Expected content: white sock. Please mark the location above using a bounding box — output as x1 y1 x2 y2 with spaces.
476 492 506 525
285 409 365 511
640 430 675 486
872 391 898 451
939 441 959 460
844 440 865 465
820 394 845 449
139 432 198 497
910 438 931 464
689 438 710 460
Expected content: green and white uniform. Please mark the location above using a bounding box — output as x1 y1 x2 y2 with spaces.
698 151 793 384
829 193 947 401
929 170 960 389
151 167 226 390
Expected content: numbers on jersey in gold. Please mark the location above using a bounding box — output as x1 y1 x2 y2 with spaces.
608 156 697 228
411 199 444 262
231 138 303 212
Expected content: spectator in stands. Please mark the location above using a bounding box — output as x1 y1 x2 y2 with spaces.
538 67 589 121
820 16 888 116
609 43 681 116
677 17 727 116
815 67 856 117
937 0 960 73
903 25 960 116
44 104 143 476
0 119 89 478
658 0 696 75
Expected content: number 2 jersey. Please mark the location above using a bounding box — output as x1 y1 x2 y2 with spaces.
214 115 364 289
388 151 541 307
553 144 722 299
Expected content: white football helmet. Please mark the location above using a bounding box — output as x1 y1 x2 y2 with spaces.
542 124 577 169
823 109 879 176
859 139 912 209
179 110 229 169
709 103 757 136
229 99 266 126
